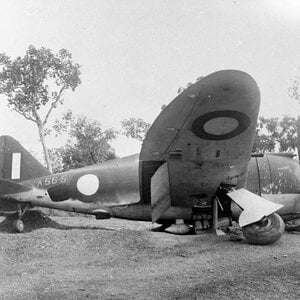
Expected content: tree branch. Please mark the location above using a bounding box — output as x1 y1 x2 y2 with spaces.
43 86 65 126
12 108 36 122
31 103 41 125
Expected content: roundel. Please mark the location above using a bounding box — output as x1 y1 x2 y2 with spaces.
191 110 251 140
76 174 100 196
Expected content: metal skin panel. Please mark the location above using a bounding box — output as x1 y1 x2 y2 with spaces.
141 70 260 207
244 154 300 221
263 194 300 220
245 157 260 195
266 154 300 194
256 155 272 195
19 154 141 208
111 204 193 222
247 154 300 196
260 154 300 220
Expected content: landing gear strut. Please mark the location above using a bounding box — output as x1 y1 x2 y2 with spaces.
13 204 29 233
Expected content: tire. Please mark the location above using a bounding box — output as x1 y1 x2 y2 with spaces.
13 219 24 233
242 213 285 245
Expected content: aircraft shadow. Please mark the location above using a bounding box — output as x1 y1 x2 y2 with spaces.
0 210 116 234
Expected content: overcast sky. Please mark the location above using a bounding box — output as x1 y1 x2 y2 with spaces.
0 0 300 158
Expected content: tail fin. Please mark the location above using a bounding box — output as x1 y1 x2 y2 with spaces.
0 135 50 182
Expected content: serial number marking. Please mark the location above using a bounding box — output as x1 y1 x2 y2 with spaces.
37 175 67 187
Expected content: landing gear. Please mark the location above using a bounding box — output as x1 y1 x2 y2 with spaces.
12 219 24 233
226 188 285 244
242 213 285 245
12 203 29 233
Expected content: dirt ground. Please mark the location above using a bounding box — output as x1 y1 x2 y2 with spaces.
0 213 299 300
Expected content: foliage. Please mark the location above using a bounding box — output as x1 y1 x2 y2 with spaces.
50 111 117 172
121 117 151 141
252 116 297 153
289 74 300 103
0 45 81 172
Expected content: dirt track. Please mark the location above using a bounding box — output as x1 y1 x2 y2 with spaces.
0 214 299 299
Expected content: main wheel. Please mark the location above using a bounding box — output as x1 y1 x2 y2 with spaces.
242 213 285 245
13 219 24 233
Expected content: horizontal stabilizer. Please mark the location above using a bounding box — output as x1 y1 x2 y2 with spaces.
0 179 49 203
227 188 283 227
0 178 32 195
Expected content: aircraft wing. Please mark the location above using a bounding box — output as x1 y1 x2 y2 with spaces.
140 70 260 209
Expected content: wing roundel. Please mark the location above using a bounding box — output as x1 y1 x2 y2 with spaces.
141 70 260 207
140 69 260 162
191 110 251 141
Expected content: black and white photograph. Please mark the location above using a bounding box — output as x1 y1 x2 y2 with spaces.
0 1 299 299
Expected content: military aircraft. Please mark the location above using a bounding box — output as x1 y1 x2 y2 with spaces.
0 70 299 245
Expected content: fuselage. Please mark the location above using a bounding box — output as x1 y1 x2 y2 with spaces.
10 152 300 223
246 153 300 221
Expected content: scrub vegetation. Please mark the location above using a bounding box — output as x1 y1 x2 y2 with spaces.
50 110 117 173
253 115 298 153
